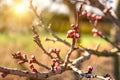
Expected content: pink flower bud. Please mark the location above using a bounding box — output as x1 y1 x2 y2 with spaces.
91 13 97 19
49 48 53 53
44 37 49 41
81 10 87 16
52 59 57 63
66 33 72 38
92 28 102 36
67 30 75 38
34 33 39 39
22 54 27 59
29 64 34 69
53 63 61 71
87 66 93 73
67 30 75 35
32 68 37 72
16 51 21 56
74 33 80 38
56 48 60 53
107 77 112 80
95 15 103 20
18 61 24 65
1 73 8 78
70 24 76 29
28 59 34 64
92 28 98 33
52 48 56 53
31 55 36 60
87 13 91 18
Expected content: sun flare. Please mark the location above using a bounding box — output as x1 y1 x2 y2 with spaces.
15 4 26 15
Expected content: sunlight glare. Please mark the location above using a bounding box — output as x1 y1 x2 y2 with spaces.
15 4 26 15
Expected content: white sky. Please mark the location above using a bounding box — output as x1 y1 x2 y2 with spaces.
2 0 69 14
3 0 118 15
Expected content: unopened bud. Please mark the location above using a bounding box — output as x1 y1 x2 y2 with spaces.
18 61 24 65
22 54 27 59
74 33 80 38
95 15 103 20
44 37 49 41
28 59 34 64
32 68 37 72
56 48 60 53
16 51 21 56
87 66 93 73
29 64 34 69
81 10 87 16
1 73 8 78
34 33 39 39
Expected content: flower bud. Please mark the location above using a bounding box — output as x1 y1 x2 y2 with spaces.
70 24 76 29
44 37 49 41
22 54 27 59
49 48 53 53
95 15 103 20
91 13 97 19
87 66 93 73
16 51 21 56
32 68 37 72
34 33 39 39
1 73 8 78
67 30 75 38
52 59 58 63
31 55 36 60
81 10 87 16
87 13 91 18
92 28 102 36
74 33 80 38
18 61 24 65
56 48 60 53
29 64 34 69
28 59 34 64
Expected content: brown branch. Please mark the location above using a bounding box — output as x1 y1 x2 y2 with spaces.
32 26 53 59
0 66 64 79
70 65 109 80
0 49 114 79
30 0 71 47
80 47 120 57
63 38 76 68
99 35 120 50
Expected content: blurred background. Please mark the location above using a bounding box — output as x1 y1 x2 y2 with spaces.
0 0 120 80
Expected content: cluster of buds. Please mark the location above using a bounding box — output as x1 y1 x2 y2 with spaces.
28 55 36 64
52 58 61 71
87 66 93 73
0 72 8 78
92 28 102 36
67 24 80 38
81 10 103 20
49 48 60 54
29 64 38 72
12 51 27 65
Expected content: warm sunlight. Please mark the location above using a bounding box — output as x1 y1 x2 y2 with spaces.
15 4 26 15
